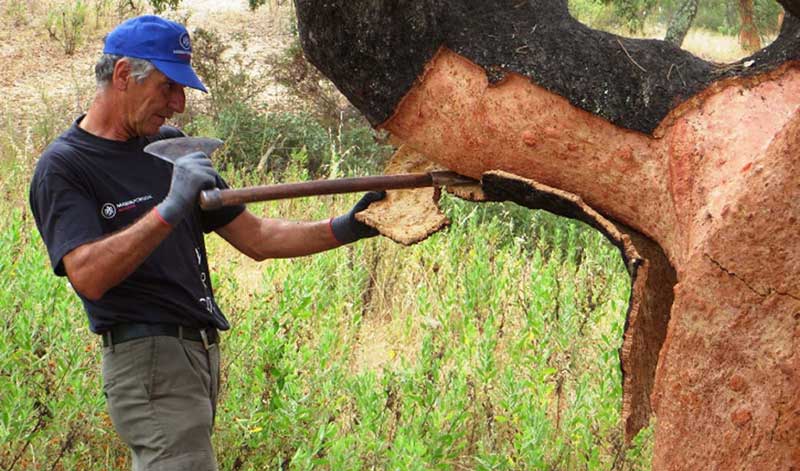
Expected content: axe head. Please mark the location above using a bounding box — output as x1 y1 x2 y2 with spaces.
143 136 224 164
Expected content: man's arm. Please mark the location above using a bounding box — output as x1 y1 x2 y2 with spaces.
216 192 384 260
63 151 218 301
215 210 339 260
63 210 172 300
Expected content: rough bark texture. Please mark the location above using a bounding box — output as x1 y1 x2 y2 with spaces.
296 0 800 134
664 0 699 47
356 146 450 246
294 1 800 468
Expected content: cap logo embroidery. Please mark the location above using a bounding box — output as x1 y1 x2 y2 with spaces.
179 32 191 50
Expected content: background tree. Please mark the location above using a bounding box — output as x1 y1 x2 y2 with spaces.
664 0 698 46
739 0 762 51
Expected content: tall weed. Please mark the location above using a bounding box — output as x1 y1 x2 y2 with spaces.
45 0 89 55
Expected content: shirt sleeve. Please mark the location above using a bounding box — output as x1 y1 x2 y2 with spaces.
198 174 246 233
29 162 104 276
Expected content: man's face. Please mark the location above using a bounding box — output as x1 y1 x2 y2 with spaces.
123 67 186 137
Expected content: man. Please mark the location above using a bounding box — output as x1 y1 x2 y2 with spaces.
28 15 382 470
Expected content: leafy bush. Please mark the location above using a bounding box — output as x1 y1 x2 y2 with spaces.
147 0 181 13
184 26 391 179
270 38 354 126
245 0 290 12
45 0 88 55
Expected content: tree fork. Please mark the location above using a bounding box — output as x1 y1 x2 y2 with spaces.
294 1 800 468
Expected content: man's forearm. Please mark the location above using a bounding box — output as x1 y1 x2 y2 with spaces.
255 218 341 259
63 209 173 300
216 211 341 261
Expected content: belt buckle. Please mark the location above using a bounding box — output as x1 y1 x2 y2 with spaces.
200 329 210 350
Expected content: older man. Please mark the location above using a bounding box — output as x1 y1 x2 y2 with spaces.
29 15 381 470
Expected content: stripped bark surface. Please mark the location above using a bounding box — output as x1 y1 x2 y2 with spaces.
294 1 800 468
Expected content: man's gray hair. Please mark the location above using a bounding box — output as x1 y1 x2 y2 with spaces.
94 54 156 88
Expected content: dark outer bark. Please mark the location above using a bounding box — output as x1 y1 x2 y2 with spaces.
780 0 800 19
295 0 800 134
481 171 641 276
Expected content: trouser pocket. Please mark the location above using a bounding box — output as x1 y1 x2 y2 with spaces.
102 337 169 459
102 336 219 469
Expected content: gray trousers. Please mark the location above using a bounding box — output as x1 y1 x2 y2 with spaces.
102 335 220 471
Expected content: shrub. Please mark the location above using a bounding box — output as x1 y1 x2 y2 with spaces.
148 0 181 13
270 38 354 126
45 0 88 55
184 25 391 179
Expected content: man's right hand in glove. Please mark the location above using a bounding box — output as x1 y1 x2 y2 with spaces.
156 151 219 226
63 151 220 301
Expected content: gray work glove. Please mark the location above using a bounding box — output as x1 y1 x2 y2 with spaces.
156 151 219 226
331 191 386 244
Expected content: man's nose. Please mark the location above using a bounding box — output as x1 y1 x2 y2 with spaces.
168 86 186 113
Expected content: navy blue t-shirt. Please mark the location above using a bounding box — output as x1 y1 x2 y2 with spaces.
29 117 245 334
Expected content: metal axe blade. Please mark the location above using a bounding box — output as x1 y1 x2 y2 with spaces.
143 136 224 164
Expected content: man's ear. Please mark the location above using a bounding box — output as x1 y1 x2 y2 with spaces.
111 58 131 91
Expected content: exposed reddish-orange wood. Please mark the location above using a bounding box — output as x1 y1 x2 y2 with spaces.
380 46 800 468
652 114 800 468
382 49 674 258
381 47 800 270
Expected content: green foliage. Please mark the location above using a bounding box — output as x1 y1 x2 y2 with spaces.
147 0 181 13
248 0 268 11
270 38 350 126
190 28 266 112
245 0 287 12
184 26 391 178
0 183 654 468
45 0 88 55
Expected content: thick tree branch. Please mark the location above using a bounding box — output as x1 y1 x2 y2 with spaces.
295 0 800 134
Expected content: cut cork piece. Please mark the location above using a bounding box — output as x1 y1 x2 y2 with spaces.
356 146 450 246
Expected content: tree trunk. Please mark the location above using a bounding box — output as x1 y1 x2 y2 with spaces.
664 0 699 47
294 1 800 469
739 0 762 52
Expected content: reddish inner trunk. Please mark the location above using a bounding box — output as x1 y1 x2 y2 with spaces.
379 47 800 469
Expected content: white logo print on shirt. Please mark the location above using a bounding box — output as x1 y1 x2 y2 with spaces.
99 195 154 219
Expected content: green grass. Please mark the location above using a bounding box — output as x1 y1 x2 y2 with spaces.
0 154 653 468
0 49 653 469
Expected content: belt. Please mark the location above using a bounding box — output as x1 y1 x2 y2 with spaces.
101 323 219 349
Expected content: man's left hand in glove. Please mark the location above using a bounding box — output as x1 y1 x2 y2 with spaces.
330 191 386 245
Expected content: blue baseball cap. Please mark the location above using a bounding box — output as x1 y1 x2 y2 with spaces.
103 15 207 92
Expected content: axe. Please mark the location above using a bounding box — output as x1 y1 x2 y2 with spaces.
144 137 477 210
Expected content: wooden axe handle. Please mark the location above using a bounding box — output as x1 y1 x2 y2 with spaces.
199 171 476 210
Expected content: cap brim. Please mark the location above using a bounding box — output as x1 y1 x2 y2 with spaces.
151 59 208 93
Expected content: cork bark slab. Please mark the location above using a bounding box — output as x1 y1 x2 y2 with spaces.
356 146 450 246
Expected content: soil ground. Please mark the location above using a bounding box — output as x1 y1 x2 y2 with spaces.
0 0 295 121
